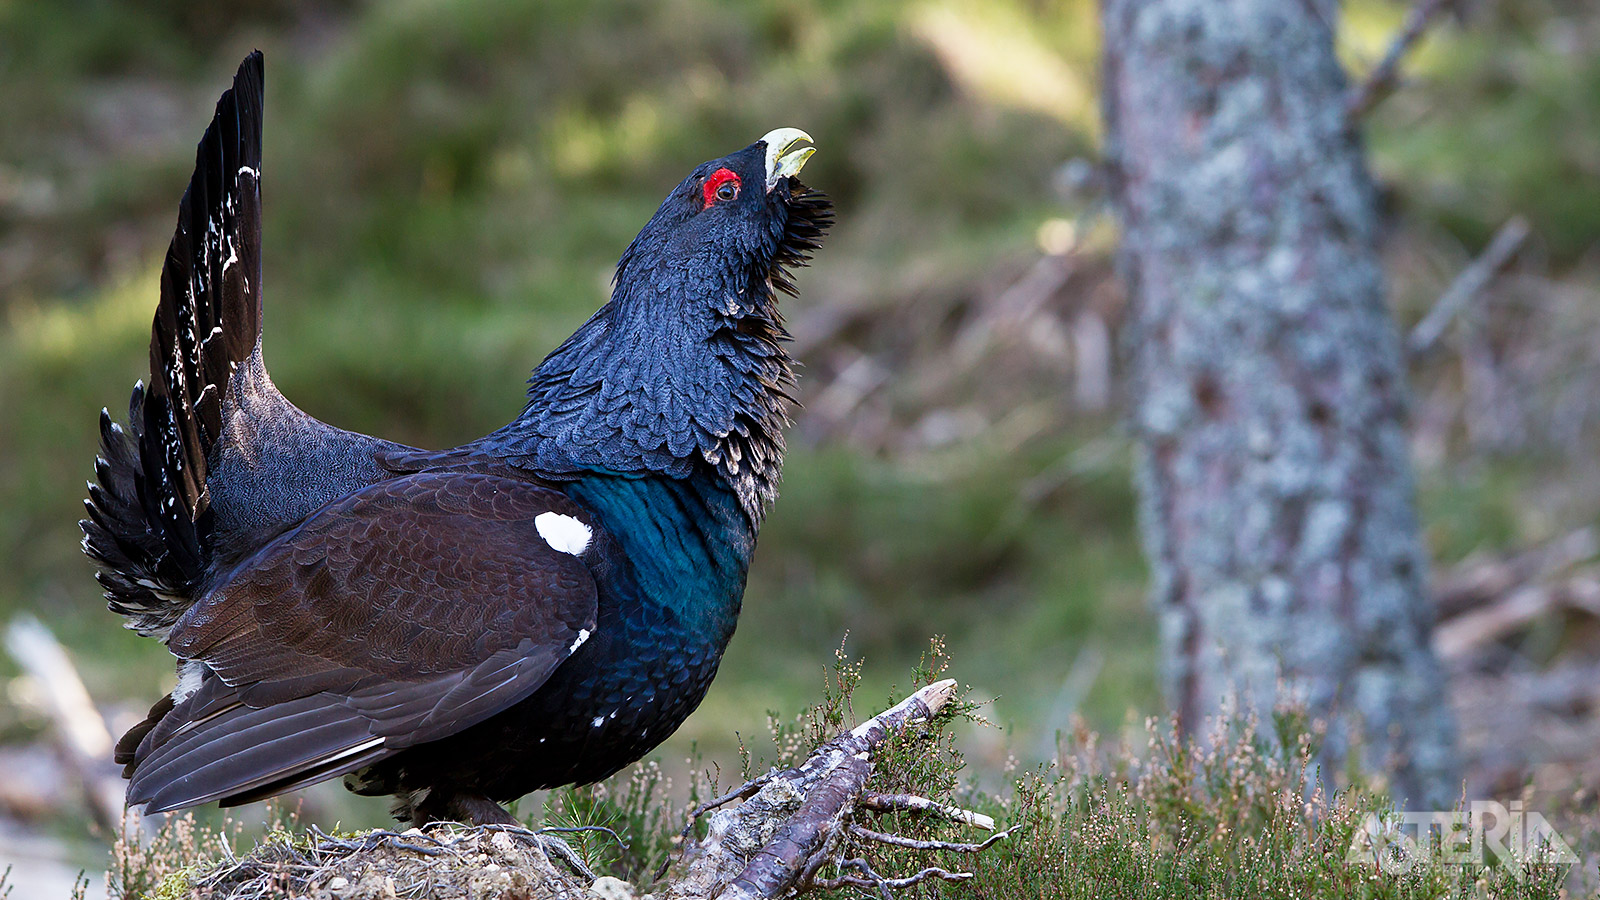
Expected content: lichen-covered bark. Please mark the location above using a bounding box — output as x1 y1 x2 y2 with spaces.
1101 0 1459 805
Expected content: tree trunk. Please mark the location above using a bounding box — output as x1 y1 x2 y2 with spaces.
1101 0 1459 805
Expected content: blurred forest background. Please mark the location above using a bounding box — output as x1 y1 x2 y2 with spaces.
0 0 1597 891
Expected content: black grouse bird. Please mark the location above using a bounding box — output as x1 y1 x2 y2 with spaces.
80 52 830 825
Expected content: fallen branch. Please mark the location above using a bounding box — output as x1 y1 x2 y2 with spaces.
665 679 1004 900
1407 216 1531 358
1434 527 1596 620
1435 585 1553 660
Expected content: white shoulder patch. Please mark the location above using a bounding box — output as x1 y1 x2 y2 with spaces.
535 512 592 556
568 628 591 654
172 660 206 704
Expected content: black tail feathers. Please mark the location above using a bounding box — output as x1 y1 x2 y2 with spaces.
81 52 265 636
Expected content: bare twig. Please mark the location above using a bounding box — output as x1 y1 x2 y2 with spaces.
812 859 974 895
857 791 995 831
308 825 452 858
1407 216 1531 357
691 772 777 821
849 823 1018 853
536 824 629 849
475 823 600 881
1347 0 1458 121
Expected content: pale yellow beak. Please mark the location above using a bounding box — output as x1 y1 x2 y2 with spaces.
762 127 816 191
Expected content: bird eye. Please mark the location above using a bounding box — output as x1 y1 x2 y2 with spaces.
701 168 742 208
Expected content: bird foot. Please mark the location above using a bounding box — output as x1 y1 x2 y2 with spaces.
407 789 519 826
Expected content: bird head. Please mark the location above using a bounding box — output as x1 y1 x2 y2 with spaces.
512 129 832 523
613 128 832 315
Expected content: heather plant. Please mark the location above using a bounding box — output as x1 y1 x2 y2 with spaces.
106 649 1593 898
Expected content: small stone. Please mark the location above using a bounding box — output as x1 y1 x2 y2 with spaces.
589 875 637 900
489 831 519 857
326 875 349 891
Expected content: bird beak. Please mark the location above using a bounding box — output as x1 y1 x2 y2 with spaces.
762 128 816 192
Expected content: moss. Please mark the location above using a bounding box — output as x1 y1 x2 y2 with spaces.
147 865 197 900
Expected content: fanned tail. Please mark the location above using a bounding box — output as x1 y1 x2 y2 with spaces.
81 51 265 636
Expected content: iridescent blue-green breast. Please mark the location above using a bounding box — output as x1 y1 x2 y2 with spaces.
349 470 753 807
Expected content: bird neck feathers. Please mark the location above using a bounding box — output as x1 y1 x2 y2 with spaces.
501 274 792 528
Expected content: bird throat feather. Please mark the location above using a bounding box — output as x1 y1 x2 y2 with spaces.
467 181 833 526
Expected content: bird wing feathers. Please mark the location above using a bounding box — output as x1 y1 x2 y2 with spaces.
126 471 599 812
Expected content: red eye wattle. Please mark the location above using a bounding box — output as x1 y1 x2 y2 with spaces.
702 168 741 208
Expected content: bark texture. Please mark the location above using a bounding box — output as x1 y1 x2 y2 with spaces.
1101 0 1459 805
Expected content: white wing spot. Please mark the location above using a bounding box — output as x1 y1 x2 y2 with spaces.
591 716 605 728
172 661 205 704
535 512 592 556
238 165 259 179
568 628 590 654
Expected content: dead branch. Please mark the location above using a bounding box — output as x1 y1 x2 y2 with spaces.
1407 216 1531 358
812 859 973 895
848 823 1017 853
1346 0 1459 121
664 679 1001 900
1434 527 1597 619
1435 585 1556 660
857 791 995 830
1430 526 1600 664
4 614 127 831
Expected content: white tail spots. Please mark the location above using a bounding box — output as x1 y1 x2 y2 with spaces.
535 512 592 556
568 628 591 655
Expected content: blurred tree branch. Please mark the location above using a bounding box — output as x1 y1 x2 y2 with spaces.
1347 0 1461 121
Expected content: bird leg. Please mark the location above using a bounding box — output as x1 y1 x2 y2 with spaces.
410 789 519 826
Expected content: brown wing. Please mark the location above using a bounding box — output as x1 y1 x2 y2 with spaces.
126 471 599 812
